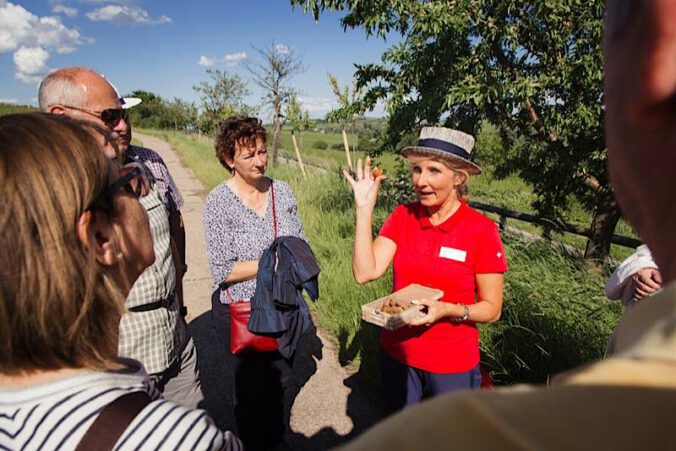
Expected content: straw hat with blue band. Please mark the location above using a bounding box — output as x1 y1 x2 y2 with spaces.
401 126 481 175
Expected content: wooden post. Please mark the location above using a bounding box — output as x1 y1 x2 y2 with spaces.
499 215 507 231
341 127 353 171
291 132 307 179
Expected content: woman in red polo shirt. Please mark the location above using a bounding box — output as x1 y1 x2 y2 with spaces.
344 126 507 414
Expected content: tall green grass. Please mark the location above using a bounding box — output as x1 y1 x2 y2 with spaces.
139 128 623 385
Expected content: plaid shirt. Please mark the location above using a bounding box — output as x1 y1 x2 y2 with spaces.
118 149 186 375
125 146 183 213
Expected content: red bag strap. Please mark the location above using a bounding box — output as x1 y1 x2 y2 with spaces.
271 181 278 239
226 180 277 302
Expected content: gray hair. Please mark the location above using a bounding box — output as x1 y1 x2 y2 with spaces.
38 67 90 112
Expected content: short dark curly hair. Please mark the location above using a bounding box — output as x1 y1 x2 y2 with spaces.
214 116 267 172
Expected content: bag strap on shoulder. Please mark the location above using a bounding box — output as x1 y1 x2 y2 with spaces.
76 391 151 451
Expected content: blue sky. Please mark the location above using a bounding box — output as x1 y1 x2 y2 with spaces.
0 0 393 118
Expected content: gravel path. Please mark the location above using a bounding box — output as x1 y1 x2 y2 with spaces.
134 132 381 450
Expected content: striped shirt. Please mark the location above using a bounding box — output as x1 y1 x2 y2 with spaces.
0 359 241 451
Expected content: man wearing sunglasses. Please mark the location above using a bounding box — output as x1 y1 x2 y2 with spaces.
38 67 203 409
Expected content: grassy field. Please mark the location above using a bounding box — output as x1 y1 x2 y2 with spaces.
138 128 623 386
141 128 636 261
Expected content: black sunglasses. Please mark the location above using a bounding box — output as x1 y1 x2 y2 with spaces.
62 105 128 126
88 165 146 211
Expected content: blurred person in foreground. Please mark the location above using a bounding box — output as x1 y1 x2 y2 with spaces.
344 127 507 414
38 67 202 407
0 113 241 450
337 1 676 449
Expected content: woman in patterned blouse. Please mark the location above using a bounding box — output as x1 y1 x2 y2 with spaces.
204 116 306 451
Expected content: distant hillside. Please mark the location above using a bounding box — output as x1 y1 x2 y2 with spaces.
264 116 387 134
0 103 37 116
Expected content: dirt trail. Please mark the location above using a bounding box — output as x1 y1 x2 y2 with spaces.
134 132 380 450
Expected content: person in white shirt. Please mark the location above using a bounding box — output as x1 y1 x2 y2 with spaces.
605 244 662 309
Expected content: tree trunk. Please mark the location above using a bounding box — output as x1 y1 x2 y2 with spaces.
271 96 282 165
584 194 622 265
291 131 307 179
341 126 353 170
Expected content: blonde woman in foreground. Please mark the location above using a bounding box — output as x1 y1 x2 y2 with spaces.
0 113 241 450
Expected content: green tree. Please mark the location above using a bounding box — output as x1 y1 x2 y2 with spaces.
126 90 170 129
193 68 252 134
292 0 616 263
285 94 314 178
166 97 198 131
327 73 361 171
0 103 36 116
244 42 305 165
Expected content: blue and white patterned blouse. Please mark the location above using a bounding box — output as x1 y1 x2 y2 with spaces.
203 178 306 303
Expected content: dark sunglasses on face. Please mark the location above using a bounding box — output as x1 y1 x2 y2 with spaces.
88 164 149 211
62 105 129 126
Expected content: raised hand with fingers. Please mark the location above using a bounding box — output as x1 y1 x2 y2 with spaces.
343 157 386 211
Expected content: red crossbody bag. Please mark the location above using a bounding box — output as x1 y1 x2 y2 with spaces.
227 182 279 355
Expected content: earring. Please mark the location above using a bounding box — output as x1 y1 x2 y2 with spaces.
116 252 123 261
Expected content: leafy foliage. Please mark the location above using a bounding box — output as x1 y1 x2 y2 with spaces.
285 94 314 134
193 68 253 134
244 42 305 163
0 103 36 116
126 90 197 131
291 0 620 261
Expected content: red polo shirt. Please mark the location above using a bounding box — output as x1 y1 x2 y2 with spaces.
378 202 508 373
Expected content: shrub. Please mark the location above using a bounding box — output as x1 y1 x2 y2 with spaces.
331 143 344 151
314 140 328 150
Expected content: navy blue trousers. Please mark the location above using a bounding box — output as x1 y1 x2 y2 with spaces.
380 349 481 416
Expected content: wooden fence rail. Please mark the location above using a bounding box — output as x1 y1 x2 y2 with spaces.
468 200 641 249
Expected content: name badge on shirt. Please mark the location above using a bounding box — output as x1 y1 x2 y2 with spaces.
439 246 467 262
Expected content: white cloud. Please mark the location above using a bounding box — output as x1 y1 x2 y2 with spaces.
298 96 337 113
198 52 247 67
13 46 50 84
0 98 19 103
224 51 246 64
0 2 85 84
86 5 171 25
0 2 82 53
197 55 215 67
79 0 136 3
275 44 289 55
34 16 82 53
51 4 77 17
